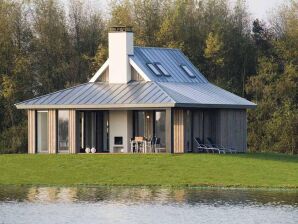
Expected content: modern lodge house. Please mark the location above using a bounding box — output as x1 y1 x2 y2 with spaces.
15 26 256 154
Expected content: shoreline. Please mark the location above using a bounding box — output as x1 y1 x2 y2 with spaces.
1 183 298 191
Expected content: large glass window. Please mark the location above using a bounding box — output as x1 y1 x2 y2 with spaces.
79 111 109 153
155 111 166 147
58 110 69 152
84 112 96 149
134 111 153 139
37 111 48 153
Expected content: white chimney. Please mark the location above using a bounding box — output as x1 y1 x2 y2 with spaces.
108 26 133 83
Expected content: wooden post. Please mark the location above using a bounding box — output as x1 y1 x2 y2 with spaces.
48 109 57 154
165 108 173 153
28 110 36 154
173 109 184 153
69 109 77 154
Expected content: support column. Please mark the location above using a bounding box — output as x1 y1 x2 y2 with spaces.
69 109 77 154
173 109 184 153
165 108 173 153
48 109 57 154
28 110 36 154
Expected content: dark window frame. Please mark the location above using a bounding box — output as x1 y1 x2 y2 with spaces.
155 63 171 77
57 110 70 153
146 63 162 76
180 64 196 78
36 110 49 153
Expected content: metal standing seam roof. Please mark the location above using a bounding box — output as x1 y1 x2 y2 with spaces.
15 46 256 109
15 81 256 109
157 82 256 108
130 47 208 83
15 82 176 109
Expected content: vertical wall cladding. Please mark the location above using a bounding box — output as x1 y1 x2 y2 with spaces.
48 109 57 154
28 110 36 154
98 69 109 82
192 110 203 150
217 109 247 152
69 109 77 154
202 110 219 144
173 109 184 153
191 109 247 152
131 66 145 81
165 108 173 153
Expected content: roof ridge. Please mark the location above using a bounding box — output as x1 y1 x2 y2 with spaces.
153 82 177 104
157 82 198 104
134 46 180 51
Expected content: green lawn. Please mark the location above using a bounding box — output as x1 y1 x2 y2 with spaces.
0 153 297 188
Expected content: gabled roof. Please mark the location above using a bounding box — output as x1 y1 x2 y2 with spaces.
130 47 208 83
16 46 256 110
15 81 256 109
89 47 209 83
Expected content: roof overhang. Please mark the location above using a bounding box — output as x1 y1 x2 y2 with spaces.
16 102 255 110
174 103 256 109
15 103 176 110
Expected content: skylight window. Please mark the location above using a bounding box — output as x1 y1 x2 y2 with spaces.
147 63 162 76
155 63 170 77
181 65 196 78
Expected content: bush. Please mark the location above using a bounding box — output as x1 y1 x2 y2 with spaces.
0 121 27 154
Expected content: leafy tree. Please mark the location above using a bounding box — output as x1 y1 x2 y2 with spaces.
203 32 224 84
30 0 72 93
246 1 298 154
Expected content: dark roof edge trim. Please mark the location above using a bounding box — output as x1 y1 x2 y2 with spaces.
174 103 257 109
15 103 176 110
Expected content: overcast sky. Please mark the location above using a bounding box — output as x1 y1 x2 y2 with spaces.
230 0 287 20
63 0 287 21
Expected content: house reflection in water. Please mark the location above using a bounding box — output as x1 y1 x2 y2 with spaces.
0 186 297 206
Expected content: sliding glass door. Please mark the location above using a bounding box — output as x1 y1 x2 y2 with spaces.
155 111 166 147
79 111 109 152
58 110 69 153
134 111 153 139
133 110 166 148
37 111 48 153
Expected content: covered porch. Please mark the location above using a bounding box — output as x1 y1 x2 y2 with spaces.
27 107 247 154
76 109 169 154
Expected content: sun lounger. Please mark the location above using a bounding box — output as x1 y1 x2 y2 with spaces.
207 137 237 154
194 137 225 154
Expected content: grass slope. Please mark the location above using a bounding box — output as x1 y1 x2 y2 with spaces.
0 153 297 188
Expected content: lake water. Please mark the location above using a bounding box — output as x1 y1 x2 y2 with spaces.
0 186 298 224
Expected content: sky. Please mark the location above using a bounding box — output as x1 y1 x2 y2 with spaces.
230 0 287 21
63 0 288 21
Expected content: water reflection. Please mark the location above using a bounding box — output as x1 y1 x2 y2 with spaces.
1 186 298 224
0 186 297 206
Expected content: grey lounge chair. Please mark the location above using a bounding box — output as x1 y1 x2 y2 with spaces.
194 137 224 154
193 137 208 153
207 137 237 154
